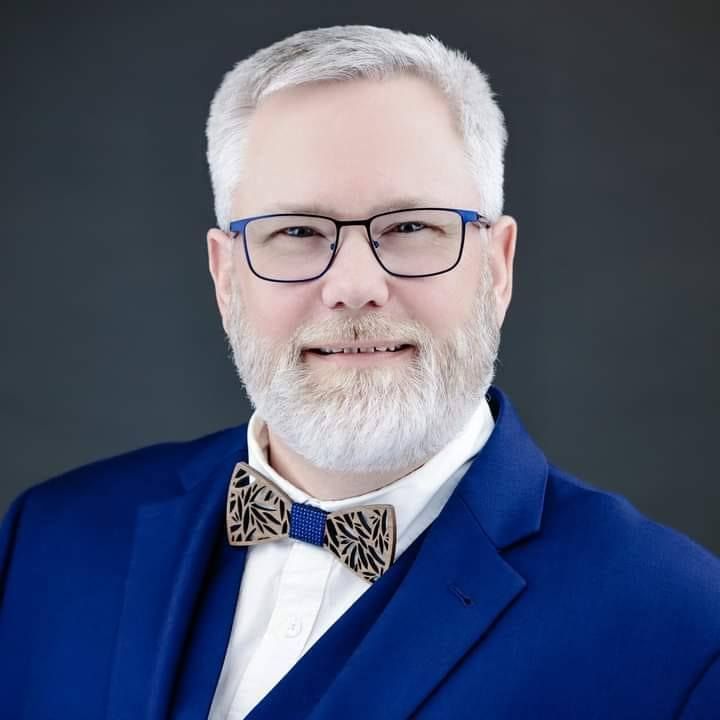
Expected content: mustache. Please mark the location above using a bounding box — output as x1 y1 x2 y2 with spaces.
293 314 427 353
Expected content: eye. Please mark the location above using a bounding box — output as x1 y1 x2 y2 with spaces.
390 221 426 233
281 225 318 237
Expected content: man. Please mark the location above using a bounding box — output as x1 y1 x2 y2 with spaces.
1 25 718 719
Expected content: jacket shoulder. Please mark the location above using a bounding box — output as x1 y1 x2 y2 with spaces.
540 464 720 629
508 465 720 714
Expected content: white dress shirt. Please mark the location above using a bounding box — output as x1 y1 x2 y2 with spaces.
208 398 495 719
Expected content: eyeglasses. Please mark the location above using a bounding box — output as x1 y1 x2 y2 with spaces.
228 207 491 283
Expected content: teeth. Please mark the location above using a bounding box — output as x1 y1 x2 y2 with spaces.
315 344 406 355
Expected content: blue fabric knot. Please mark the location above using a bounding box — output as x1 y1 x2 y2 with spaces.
289 503 327 546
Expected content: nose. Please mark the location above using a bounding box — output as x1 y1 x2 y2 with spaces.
319 225 390 310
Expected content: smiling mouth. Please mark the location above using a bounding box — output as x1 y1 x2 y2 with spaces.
305 344 415 356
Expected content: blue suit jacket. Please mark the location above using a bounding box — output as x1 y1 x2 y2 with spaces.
1 386 718 719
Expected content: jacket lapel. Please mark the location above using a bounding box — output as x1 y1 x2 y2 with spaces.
309 387 548 720
106 428 249 720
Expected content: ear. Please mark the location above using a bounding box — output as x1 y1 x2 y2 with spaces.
207 227 235 333
486 215 517 327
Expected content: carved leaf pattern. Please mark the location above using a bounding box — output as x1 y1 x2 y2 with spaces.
325 505 396 583
226 462 291 545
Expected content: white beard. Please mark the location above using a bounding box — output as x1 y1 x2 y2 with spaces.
225 256 500 474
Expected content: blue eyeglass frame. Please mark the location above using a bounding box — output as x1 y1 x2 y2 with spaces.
228 207 491 283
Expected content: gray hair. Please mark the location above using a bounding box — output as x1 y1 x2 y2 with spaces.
206 25 507 231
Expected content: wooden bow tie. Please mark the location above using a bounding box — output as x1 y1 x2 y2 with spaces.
226 462 397 583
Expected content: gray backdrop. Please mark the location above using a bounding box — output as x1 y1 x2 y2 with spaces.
2 0 718 555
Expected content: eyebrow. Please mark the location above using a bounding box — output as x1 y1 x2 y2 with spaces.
260 197 444 218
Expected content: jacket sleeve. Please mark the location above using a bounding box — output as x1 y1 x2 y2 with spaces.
677 651 720 719
0 491 28 607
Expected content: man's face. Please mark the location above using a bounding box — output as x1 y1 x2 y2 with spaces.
208 74 516 474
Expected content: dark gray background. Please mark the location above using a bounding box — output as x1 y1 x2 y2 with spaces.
2 1 718 555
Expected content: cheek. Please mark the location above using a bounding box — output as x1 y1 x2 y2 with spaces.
242 284 313 342
407 277 475 340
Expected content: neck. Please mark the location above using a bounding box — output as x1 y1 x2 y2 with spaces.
265 425 424 500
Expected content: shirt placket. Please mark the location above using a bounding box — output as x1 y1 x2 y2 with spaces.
228 539 333 718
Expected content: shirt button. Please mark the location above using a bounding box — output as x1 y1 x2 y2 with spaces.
285 615 303 638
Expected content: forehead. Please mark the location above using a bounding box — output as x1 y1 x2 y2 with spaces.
233 74 479 217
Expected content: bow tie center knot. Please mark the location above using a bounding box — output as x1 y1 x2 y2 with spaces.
289 503 328 546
